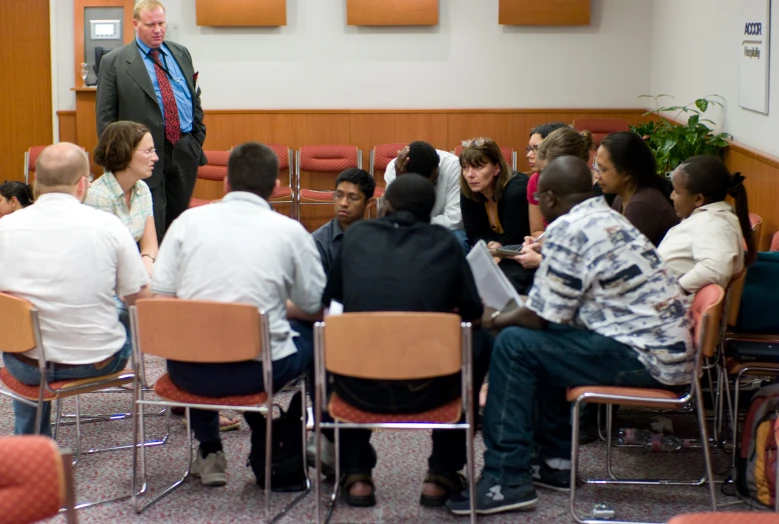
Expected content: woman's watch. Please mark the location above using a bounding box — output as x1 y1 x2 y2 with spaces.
488 309 501 329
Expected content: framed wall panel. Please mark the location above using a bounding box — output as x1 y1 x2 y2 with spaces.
347 0 438 26
196 0 286 27
499 0 590 26
74 0 135 87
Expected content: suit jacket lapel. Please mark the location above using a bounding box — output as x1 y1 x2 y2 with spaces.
124 45 158 104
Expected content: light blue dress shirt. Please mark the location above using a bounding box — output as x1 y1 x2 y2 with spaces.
135 37 193 134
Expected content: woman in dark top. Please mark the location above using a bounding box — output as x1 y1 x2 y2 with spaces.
459 138 530 248
595 132 679 246
459 137 531 292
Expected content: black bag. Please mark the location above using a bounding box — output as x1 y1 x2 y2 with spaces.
245 390 307 492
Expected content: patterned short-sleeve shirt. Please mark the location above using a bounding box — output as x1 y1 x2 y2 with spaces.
84 172 153 242
527 197 694 386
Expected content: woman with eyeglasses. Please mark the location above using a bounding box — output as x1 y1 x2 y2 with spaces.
0 181 34 217
525 122 567 236
89 120 159 277
595 131 678 246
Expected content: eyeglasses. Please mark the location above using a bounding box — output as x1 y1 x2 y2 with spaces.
525 145 539 154
461 138 494 148
85 174 94 184
333 191 363 203
592 158 600 172
135 147 157 155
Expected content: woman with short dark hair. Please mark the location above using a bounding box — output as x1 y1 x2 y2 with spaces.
0 181 34 217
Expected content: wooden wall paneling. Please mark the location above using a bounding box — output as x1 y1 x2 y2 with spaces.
347 0 439 26
57 111 78 144
74 0 134 87
0 0 52 182
74 89 101 175
195 0 286 27
724 146 779 251
499 0 590 26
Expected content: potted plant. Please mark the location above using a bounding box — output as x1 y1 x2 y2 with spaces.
630 95 731 176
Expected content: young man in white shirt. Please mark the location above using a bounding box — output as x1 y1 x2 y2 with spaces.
384 141 466 251
447 156 693 516
152 142 326 487
0 142 151 436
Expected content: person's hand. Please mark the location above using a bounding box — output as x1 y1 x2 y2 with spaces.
395 146 411 175
513 249 542 269
487 241 502 250
492 256 501 265
481 306 499 330
522 236 535 249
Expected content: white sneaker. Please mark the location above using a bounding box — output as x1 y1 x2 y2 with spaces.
306 434 335 477
191 450 228 486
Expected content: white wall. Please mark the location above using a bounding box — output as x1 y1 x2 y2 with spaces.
651 0 779 157
54 0 652 111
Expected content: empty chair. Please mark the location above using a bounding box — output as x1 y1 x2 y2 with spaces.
23 146 47 185
296 145 361 224
266 144 296 219
369 142 407 199
189 151 229 208
571 118 630 148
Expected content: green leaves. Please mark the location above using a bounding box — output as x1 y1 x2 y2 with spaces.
632 94 731 174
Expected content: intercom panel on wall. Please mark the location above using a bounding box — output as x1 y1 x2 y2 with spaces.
83 6 123 85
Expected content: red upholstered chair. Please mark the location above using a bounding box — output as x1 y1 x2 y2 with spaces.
23 146 47 185
313 313 478 522
266 144 296 219
0 436 77 524
668 513 779 523
750 213 763 247
452 144 517 170
572 118 631 148
368 143 406 216
296 145 361 220
772 231 779 252
0 292 136 509
189 150 229 208
567 285 725 523
130 299 309 519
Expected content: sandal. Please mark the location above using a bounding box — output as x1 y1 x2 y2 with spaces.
340 473 376 507
419 471 467 507
219 413 241 432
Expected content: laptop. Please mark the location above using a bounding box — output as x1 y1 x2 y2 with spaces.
727 340 779 364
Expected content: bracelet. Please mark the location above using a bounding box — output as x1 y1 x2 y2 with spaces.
141 254 156 263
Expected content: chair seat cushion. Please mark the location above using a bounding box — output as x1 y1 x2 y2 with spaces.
153 373 267 406
328 392 461 424
566 385 681 407
374 187 385 197
269 186 293 200
0 366 132 401
299 189 334 202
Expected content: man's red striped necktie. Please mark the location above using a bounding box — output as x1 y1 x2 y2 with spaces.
148 48 181 145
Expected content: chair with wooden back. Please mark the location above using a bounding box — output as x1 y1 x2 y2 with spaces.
566 284 724 524
130 298 310 518
313 312 477 523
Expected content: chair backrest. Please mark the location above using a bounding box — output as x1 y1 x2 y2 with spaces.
690 284 725 360
371 143 407 175
0 436 76 524
322 312 462 380
771 231 779 252
571 118 631 148
133 299 264 363
298 145 360 174
24 145 48 184
0 293 37 354
726 268 748 327
265 143 294 185
196 150 229 182
452 144 516 169
749 212 763 245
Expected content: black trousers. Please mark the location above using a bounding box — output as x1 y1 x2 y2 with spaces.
332 329 493 476
149 133 201 240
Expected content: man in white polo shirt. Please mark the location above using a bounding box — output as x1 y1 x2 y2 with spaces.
152 142 326 487
0 142 151 436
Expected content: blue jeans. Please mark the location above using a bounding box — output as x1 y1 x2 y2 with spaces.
166 320 315 446
482 323 662 486
3 297 132 436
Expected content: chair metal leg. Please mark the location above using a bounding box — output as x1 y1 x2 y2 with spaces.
605 404 617 480
731 370 743 470
570 399 584 523
694 378 718 511
264 400 273 519
465 399 477 524
72 395 83 467
325 423 340 524
53 399 63 441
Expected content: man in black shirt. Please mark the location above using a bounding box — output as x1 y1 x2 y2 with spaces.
322 174 492 508
311 168 375 276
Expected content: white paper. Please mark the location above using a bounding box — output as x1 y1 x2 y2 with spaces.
466 240 523 312
327 300 343 316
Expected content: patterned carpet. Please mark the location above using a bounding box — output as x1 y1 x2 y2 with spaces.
0 357 769 523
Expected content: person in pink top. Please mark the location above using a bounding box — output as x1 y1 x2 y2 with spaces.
525 123 567 236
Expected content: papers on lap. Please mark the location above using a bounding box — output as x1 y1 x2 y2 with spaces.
466 240 523 313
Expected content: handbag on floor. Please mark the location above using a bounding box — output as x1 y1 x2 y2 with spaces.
245 390 307 492
735 382 779 507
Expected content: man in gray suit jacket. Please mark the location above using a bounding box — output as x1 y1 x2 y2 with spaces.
96 0 207 240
